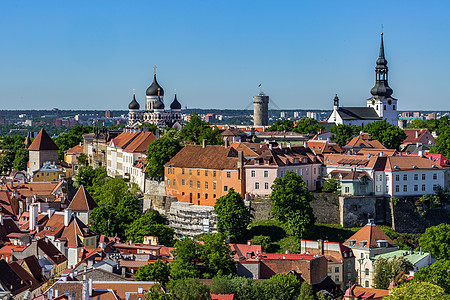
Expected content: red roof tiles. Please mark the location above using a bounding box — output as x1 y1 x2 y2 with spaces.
28 128 59 151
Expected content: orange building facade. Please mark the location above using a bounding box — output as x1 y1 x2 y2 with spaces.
164 145 245 206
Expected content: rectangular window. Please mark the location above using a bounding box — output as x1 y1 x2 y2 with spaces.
314 168 316 175
182 168 185 175
433 184 438 191
251 170 255 177
173 179 176 186
386 174 389 181
190 169 192 175
403 174 407 181
264 170 268 178
384 105 386 110
335 267 340 273
255 182 260 189
395 174 399 181
306 169 309 175
189 181 193 188
422 174 426 180
433 173 437 180
422 184 426 191
227 171 231 178
182 179 185 186
395 185 400 192
345 187 350 193
414 174 418 180
205 170 208 176
403 185 407 192
197 181 200 189
414 185 418 191
224 186 228 191
265 182 269 189
213 181 217 190
335 275 340 282
213 171 216 177
197 170 200 176
328 267 332 273
205 182 208 189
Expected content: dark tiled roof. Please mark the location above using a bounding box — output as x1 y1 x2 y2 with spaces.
337 107 382 121
8 261 39 289
37 239 67 265
28 128 59 151
23 255 47 283
0 260 31 295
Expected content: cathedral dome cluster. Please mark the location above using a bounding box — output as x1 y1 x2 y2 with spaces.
128 67 182 128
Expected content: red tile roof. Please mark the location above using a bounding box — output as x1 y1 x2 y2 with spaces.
344 221 396 249
68 185 97 211
402 129 434 145
384 155 443 171
123 132 156 153
28 128 59 151
345 133 386 149
65 144 84 154
165 145 240 170
211 293 235 300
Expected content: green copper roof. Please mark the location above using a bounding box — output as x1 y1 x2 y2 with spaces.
372 250 430 265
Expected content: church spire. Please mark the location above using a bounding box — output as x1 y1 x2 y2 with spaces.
370 32 393 98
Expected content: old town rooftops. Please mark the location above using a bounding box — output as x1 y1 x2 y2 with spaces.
28 128 59 151
344 219 397 249
165 145 241 170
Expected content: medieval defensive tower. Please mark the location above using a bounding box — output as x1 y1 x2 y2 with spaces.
253 92 269 126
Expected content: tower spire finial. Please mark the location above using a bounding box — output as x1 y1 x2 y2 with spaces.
174 88 177 95
153 65 157 76
158 87 160 97
133 88 135 95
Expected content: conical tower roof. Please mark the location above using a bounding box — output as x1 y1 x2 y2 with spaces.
28 128 59 151
170 93 182 110
68 185 98 211
370 33 393 98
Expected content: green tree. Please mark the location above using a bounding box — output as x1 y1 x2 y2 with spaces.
181 113 222 145
146 135 183 178
146 284 170 300
294 118 324 135
139 123 158 134
330 124 361 147
270 171 315 238
135 260 170 285
170 238 201 280
298 281 315 300
431 127 450 158
322 177 341 192
125 211 175 246
198 233 236 279
12 148 28 171
92 177 138 206
414 259 450 293
74 166 107 192
257 279 290 300
251 235 272 252
270 273 301 300
54 125 93 161
373 256 414 289
266 120 295 132
363 120 406 149
385 281 449 300
77 153 88 166
214 188 251 242
170 278 209 300
419 224 450 260
210 275 258 300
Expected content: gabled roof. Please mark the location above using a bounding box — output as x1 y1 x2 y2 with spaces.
344 220 396 249
329 170 371 181
68 185 97 211
246 145 319 167
165 145 240 170
384 155 443 171
8 261 40 289
307 140 342 155
109 131 140 149
230 142 258 158
22 255 47 283
0 190 17 218
345 133 386 149
0 260 31 295
28 128 59 151
37 239 68 265
402 129 434 145
65 144 84 154
123 132 156 153
336 107 382 121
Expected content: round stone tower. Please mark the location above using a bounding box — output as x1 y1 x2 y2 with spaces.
253 92 269 126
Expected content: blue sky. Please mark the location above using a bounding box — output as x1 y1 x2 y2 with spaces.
1 1 449 110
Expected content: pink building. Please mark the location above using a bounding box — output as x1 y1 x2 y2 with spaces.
245 144 322 197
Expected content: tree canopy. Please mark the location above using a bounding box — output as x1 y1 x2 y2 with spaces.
373 256 414 289
74 165 107 193
146 134 183 178
413 259 450 294
270 171 315 238
54 125 93 161
294 118 325 134
0 135 28 174
181 113 222 145
330 124 361 147
419 223 450 260
266 120 295 132
125 210 175 246
135 260 170 285
385 281 448 300
214 188 251 243
430 127 450 158
363 120 406 150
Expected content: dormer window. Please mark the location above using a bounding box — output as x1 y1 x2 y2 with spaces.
359 240 368 248
376 240 388 248
348 239 356 247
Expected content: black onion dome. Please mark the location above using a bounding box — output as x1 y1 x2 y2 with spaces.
170 94 182 109
128 94 140 110
146 75 164 96
154 98 165 110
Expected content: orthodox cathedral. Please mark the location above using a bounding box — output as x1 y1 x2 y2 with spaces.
327 33 399 127
128 67 182 128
